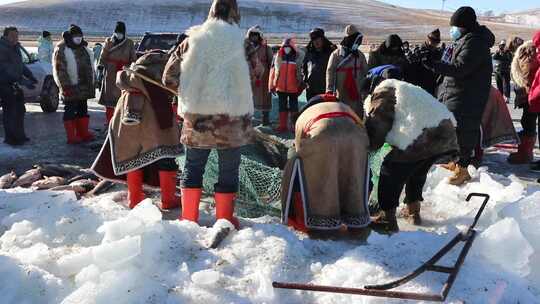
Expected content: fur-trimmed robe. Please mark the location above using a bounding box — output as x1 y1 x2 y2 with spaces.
52 41 95 102
163 19 254 149
91 52 183 187
281 102 370 230
98 37 136 107
245 27 274 111
364 79 458 162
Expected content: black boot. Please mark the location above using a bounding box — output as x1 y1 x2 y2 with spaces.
262 111 270 126
370 209 399 234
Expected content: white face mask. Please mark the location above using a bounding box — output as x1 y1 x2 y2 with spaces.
284 47 292 54
114 33 124 40
72 36 83 45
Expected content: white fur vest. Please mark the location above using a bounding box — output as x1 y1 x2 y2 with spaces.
179 20 254 117
52 42 94 87
364 79 456 151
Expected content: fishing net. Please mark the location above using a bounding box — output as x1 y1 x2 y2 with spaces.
368 143 393 212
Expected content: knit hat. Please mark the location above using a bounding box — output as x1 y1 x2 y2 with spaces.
344 24 359 36
115 21 126 34
428 29 441 43
450 6 477 31
385 34 403 49
42 31 51 38
68 24 83 36
310 28 325 40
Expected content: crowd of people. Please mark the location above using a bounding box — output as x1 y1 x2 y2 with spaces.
1 0 540 235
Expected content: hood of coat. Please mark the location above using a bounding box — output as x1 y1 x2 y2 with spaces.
460 25 495 49
511 40 538 90
364 79 456 150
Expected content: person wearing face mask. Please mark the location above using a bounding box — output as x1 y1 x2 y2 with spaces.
52 24 96 144
493 40 513 102
245 25 273 126
269 38 305 133
423 6 495 185
98 21 137 124
37 31 53 64
303 28 337 101
326 25 368 117
367 34 408 72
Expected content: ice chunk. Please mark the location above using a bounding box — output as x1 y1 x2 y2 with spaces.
191 269 220 286
213 218 235 231
97 217 144 243
61 282 98 304
475 218 534 277
500 192 540 251
129 199 162 224
92 236 141 269
17 243 50 265
75 264 101 286
56 248 93 277
255 267 274 302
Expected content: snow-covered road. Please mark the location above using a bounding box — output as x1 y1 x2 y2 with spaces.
0 164 539 303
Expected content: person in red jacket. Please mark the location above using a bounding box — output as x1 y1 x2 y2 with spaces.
528 31 540 171
269 38 305 133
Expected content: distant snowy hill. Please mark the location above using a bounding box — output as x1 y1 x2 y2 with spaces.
0 0 536 40
503 9 540 28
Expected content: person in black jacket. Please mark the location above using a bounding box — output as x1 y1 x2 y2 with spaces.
0 26 37 146
424 6 495 186
492 40 513 102
302 28 336 101
408 29 443 97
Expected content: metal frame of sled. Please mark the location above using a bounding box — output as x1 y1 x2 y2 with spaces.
272 193 490 302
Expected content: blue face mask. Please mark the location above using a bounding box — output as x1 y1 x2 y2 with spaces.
450 26 462 41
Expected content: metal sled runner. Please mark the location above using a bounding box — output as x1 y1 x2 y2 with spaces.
272 193 490 302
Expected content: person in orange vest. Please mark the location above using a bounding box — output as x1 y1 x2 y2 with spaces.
269 38 305 133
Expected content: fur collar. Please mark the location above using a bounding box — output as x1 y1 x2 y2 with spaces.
179 19 253 117
364 79 456 150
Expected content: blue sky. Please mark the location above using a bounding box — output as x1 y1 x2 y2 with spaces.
381 0 539 14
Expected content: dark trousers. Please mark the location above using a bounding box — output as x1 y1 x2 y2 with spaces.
182 147 241 193
157 158 178 171
278 92 299 113
306 88 325 102
495 72 511 98
455 116 481 167
521 103 540 144
378 155 437 211
0 84 26 143
63 99 89 121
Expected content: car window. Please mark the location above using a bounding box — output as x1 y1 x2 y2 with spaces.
139 35 178 51
20 48 30 64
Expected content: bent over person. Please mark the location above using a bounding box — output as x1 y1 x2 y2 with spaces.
163 0 253 228
281 95 371 234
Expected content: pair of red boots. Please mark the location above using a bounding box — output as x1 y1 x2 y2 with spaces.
127 170 180 210
64 117 95 144
181 188 240 229
275 112 297 133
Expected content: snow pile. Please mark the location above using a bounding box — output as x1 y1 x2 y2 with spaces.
1 166 540 303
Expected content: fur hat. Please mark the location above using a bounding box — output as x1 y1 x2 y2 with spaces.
68 24 83 37
428 29 441 43
115 21 126 34
344 24 359 36
208 0 240 24
247 25 263 38
450 6 477 31
42 31 51 38
385 34 403 49
310 28 325 40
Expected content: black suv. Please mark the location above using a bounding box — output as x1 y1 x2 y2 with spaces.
136 33 179 57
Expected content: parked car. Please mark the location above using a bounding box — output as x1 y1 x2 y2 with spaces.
136 32 179 57
20 46 59 112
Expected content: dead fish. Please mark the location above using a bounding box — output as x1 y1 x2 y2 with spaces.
32 176 66 190
70 179 98 192
85 180 115 197
67 172 98 184
50 184 87 193
0 171 17 189
12 169 42 188
34 164 87 178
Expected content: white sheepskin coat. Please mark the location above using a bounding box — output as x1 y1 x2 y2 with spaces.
52 44 94 87
179 20 254 117
364 79 457 150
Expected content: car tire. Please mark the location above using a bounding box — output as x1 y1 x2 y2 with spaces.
40 76 59 113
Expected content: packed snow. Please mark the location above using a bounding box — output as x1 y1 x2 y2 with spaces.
0 165 539 303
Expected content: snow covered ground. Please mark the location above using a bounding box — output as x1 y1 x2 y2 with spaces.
1 164 539 303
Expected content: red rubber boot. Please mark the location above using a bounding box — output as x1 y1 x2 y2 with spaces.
63 120 83 144
508 135 536 164
127 170 145 209
215 192 240 229
180 188 202 223
275 112 288 133
76 117 95 142
159 171 181 210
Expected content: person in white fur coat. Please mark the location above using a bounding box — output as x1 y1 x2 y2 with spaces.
52 24 95 145
162 0 253 228
365 80 458 233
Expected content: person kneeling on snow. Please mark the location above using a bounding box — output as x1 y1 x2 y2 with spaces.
162 0 253 229
92 51 183 210
281 94 371 234
365 80 458 233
